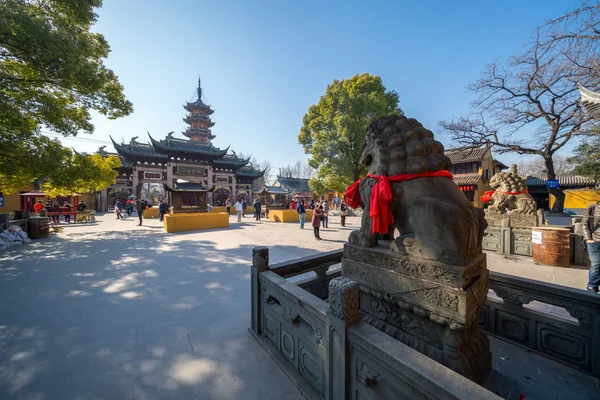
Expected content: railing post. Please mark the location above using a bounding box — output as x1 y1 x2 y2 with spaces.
251 246 269 335
325 277 360 400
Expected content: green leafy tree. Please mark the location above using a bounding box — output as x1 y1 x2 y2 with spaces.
44 153 121 197
569 137 600 182
298 73 402 193
0 0 133 194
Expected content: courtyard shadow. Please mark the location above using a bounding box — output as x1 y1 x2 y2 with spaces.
0 228 316 399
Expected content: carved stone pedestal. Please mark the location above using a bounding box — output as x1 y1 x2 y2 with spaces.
485 209 541 229
342 243 492 385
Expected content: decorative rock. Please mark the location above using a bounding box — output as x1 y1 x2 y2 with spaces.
329 277 360 321
252 246 269 271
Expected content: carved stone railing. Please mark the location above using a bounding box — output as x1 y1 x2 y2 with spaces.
249 247 503 400
482 227 533 256
483 226 587 265
480 272 600 377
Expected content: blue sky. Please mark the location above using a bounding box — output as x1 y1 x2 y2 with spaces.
51 0 579 172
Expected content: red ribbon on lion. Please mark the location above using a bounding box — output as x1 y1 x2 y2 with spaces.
345 170 454 235
480 189 529 204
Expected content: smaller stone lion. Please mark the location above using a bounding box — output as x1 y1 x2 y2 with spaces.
488 171 536 215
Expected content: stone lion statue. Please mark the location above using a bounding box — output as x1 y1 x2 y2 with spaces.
348 115 486 265
488 171 536 215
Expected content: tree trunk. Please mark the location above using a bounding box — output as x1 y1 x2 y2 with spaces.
353 168 360 183
544 156 565 214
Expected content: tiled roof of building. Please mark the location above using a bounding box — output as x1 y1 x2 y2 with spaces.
254 185 292 194
148 134 228 158
579 84 600 118
453 173 482 186
445 147 488 164
526 175 596 188
276 176 311 192
213 155 250 168
171 182 208 191
236 166 265 178
110 137 169 161
493 159 509 170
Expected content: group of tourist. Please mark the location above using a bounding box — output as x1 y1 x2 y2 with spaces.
32 199 87 223
230 198 263 222
226 196 350 240
294 198 349 240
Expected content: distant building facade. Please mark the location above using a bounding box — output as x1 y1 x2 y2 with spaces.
525 175 596 211
103 78 264 210
445 147 508 207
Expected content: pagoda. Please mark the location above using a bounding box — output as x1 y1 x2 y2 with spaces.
107 77 265 206
183 77 216 142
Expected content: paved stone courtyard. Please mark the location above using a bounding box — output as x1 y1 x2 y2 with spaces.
0 212 594 399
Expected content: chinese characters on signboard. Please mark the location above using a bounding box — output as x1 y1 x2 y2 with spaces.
546 179 559 189
215 176 229 183
143 172 163 181
176 167 207 177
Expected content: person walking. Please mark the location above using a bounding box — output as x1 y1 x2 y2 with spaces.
126 199 133 216
136 199 145 226
158 199 169 222
77 200 87 212
226 199 231 216
235 200 243 222
114 201 123 219
312 205 324 240
297 199 306 229
340 201 348 227
253 198 262 221
583 201 600 293
309 199 315 210
321 201 329 228
291 200 297 211
51 202 60 223
63 201 72 223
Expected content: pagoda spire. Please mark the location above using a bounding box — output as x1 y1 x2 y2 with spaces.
197 76 202 101
183 77 216 142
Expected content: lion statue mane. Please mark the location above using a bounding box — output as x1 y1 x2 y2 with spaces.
488 171 536 215
348 115 486 265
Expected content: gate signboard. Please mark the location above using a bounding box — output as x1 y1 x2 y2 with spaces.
216 175 229 183
143 172 163 181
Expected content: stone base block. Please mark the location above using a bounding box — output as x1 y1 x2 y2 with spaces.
486 211 539 228
362 310 492 385
342 244 488 328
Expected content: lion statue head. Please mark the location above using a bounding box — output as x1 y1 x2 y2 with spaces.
489 171 527 193
360 115 451 176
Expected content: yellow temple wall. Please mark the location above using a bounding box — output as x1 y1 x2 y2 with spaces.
549 189 600 210
269 209 313 223
163 212 229 233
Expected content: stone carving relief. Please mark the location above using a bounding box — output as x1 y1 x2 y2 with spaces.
405 287 460 311
357 361 380 387
329 277 360 321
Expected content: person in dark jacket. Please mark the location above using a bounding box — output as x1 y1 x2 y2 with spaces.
312 205 324 240
126 199 133 216
340 202 348 227
583 201 600 293
253 198 261 221
136 199 145 226
158 199 169 222
297 199 306 229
